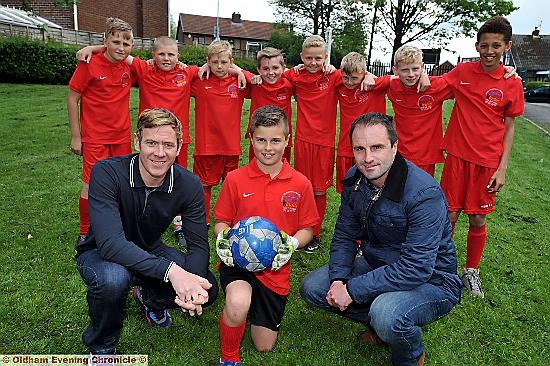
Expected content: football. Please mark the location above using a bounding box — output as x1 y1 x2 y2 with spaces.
228 216 281 272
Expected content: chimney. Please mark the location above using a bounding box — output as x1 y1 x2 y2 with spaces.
532 26 540 37
231 12 241 23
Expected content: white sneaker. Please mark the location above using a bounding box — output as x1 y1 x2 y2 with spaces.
462 268 484 298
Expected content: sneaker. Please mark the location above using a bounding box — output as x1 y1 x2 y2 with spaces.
173 226 187 248
357 329 384 346
133 286 172 328
462 268 484 298
76 234 87 245
218 359 241 366
304 236 320 253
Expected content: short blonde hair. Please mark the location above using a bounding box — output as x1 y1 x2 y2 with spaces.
341 52 366 75
302 35 326 50
393 44 423 67
136 108 182 142
208 40 233 59
257 47 285 68
153 36 178 51
104 17 133 40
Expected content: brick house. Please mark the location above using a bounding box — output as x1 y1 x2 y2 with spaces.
510 27 550 82
0 0 167 37
177 12 274 58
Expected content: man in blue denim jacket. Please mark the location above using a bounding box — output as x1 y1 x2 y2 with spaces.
300 112 462 366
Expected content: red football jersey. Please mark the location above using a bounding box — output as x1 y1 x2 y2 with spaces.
132 58 198 144
387 76 453 165
190 74 247 156
337 77 388 157
69 52 133 144
284 69 342 147
442 61 524 168
214 160 319 295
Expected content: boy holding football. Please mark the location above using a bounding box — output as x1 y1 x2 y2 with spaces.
68 17 134 244
214 105 319 366
440 16 524 298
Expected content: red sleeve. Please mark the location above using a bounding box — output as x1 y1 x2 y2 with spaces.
213 173 238 225
68 61 91 94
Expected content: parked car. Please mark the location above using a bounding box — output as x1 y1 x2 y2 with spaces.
524 85 550 103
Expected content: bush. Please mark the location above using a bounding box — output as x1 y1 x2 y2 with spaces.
525 81 550 90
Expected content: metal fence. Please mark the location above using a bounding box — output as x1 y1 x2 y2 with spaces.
368 62 455 76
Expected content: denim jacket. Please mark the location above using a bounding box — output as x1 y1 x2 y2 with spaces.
329 153 462 304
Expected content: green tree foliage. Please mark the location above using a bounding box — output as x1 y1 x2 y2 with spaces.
267 24 304 66
368 0 517 60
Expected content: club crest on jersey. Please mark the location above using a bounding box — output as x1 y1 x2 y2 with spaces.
484 88 503 107
173 73 187 87
354 89 369 103
281 191 301 213
418 95 435 111
121 72 130 87
228 84 240 98
317 75 330 90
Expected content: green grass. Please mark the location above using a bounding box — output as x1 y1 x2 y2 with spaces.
0 83 549 365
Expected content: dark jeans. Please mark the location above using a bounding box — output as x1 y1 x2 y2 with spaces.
300 257 460 366
76 245 218 354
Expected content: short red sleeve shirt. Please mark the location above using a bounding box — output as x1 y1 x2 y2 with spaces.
337 77 388 157
284 69 342 147
131 58 198 144
69 52 133 144
247 73 294 146
190 74 246 156
214 160 319 295
442 61 524 168
387 76 453 165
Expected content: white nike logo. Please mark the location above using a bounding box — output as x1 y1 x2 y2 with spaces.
99 76 107 80
205 86 212 89
460 81 470 85
395 99 403 102
242 192 255 198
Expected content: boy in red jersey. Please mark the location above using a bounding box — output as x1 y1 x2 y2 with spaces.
283 35 342 252
245 47 294 162
191 40 248 226
440 16 524 298
68 17 134 245
214 105 319 366
336 52 388 193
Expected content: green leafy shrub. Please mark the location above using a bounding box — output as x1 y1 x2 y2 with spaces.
525 81 550 90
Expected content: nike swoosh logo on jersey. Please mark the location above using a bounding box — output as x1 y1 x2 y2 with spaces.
395 99 403 102
242 192 255 198
460 81 470 85
205 86 213 89
99 76 107 80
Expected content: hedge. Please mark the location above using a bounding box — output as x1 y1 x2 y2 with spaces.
525 81 550 90
0 37 257 85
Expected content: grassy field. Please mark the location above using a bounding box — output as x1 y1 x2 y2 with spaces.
0 83 548 365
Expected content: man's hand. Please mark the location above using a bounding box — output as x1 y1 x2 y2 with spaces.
168 264 211 316
216 228 234 266
326 280 352 311
271 231 299 271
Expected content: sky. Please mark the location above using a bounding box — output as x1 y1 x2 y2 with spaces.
170 0 550 64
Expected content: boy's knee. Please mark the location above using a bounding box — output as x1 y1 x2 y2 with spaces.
253 342 275 353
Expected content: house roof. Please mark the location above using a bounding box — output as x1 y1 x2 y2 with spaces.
510 33 550 71
0 5 62 29
179 13 273 41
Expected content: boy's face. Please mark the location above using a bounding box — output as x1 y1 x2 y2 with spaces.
251 123 289 171
392 60 424 88
342 71 365 90
103 31 133 64
257 57 284 85
207 52 232 78
475 33 511 73
300 46 327 74
152 44 179 72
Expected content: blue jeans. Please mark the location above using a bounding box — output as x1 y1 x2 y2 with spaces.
76 245 218 354
300 257 460 366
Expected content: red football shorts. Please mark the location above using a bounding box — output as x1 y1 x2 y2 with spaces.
294 139 335 192
82 142 132 183
336 155 355 193
440 154 496 215
193 155 239 186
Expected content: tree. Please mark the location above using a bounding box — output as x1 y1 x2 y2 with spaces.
369 0 517 61
267 24 304 66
